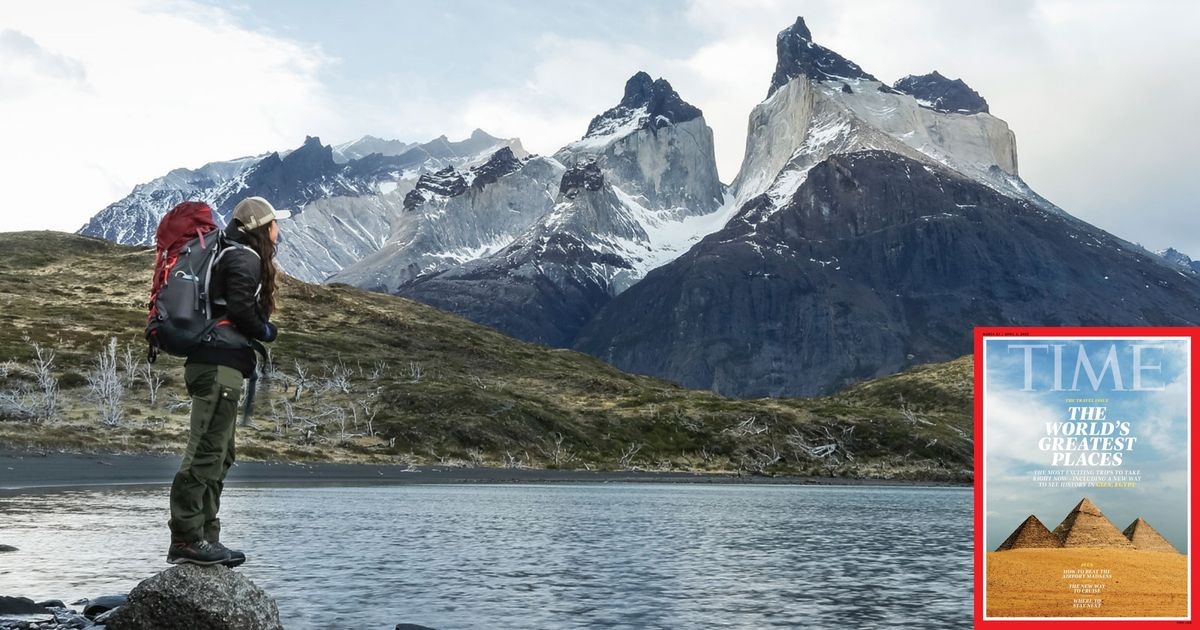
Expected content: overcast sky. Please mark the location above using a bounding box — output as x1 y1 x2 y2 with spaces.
1 0 1197 255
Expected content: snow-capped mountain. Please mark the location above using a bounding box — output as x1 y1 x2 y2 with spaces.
394 72 731 345
77 15 1200 399
78 154 265 246
574 16 1200 397
1157 247 1200 275
332 135 416 163
79 130 525 282
730 18 1045 217
327 147 564 292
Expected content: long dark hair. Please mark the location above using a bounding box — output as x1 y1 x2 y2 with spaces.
232 219 278 316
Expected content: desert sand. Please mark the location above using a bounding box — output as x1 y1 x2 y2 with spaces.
986 548 1188 618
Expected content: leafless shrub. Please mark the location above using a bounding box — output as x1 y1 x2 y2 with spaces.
121 343 139 388
88 338 125 426
504 450 524 469
409 361 423 383
322 359 352 395
369 360 389 381
166 395 191 413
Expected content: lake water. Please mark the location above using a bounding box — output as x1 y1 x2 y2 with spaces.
0 484 971 629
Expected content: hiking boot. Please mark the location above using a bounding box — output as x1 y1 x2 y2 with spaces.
209 540 246 568
166 539 231 566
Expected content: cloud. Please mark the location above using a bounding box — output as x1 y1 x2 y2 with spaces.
460 34 672 161
0 29 87 94
0 0 347 232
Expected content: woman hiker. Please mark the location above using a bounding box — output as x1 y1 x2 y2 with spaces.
166 196 289 566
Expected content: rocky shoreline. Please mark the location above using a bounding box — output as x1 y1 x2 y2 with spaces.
0 595 125 630
0 448 967 495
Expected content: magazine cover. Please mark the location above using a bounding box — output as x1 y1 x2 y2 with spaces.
975 327 1197 625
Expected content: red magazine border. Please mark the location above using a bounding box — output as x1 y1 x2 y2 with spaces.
973 326 1198 628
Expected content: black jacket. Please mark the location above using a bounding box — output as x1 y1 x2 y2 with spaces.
186 223 274 377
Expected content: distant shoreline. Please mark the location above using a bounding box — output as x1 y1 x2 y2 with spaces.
0 448 968 494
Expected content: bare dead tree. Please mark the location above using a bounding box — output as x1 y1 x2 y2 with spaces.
88 338 125 426
322 359 352 395
538 432 576 467
141 360 163 408
724 415 767 437
0 387 37 419
899 400 933 426
292 360 309 402
120 340 139 386
29 340 59 422
746 443 783 474
618 442 642 469
357 391 380 437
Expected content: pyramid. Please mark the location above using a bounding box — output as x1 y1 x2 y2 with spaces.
996 515 1063 551
1051 497 1136 548
1123 517 1180 553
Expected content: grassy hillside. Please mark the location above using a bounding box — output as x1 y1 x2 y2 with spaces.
0 231 973 480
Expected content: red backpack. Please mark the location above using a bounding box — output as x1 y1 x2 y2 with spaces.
145 201 221 362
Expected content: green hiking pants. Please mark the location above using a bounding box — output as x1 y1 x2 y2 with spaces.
168 363 242 543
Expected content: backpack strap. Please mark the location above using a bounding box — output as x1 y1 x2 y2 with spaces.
207 239 263 309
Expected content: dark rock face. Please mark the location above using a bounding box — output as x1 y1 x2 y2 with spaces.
398 163 637 346
214 135 366 219
469 146 522 189
104 564 281 630
768 17 876 96
403 166 469 211
893 71 989 114
584 72 702 138
559 160 605 198
575 150 1200 397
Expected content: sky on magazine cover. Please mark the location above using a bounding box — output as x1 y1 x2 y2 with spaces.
0 0 1197 255
983 337 1191 552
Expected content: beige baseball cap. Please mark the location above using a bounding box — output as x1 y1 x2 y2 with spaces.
232 196 292 231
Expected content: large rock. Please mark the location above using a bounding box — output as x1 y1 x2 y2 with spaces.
104 565 281 630
0 596 49 615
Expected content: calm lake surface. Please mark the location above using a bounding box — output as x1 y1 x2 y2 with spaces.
0 484 971 629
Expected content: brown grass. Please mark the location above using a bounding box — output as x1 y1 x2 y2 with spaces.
986 549 1188 618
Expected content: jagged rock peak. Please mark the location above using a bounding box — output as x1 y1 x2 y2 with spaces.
470 146 523 188
559 160 604 199
584 71 702 138
403 165 468 211
280 135 336 170
768 16 876 97
468 128 500 141
893 71 989 114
